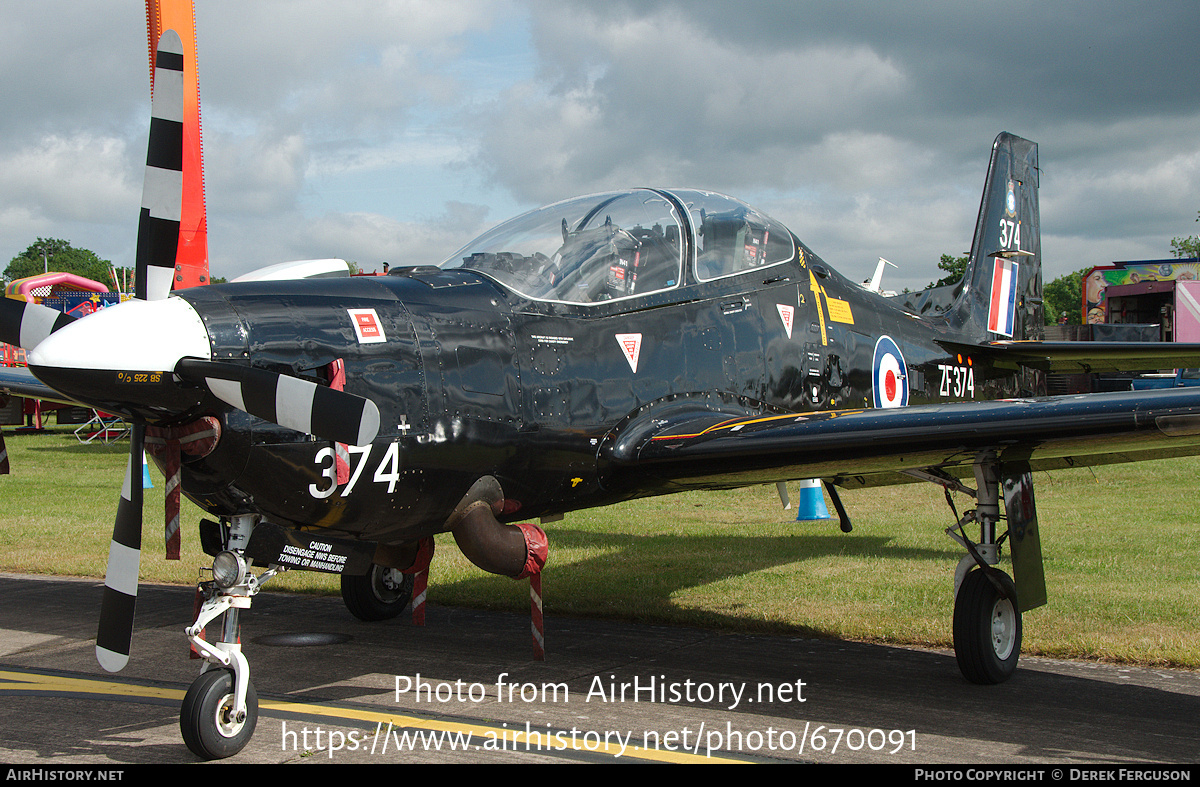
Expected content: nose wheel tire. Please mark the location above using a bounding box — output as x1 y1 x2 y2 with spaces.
341 563 415 621
953 568 1021 685
180 668 258 760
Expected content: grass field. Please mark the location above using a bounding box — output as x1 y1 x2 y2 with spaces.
1 425 1197 668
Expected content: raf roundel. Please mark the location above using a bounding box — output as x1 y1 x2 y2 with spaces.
872 335 908 409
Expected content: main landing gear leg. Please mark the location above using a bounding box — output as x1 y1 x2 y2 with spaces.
181 514 278 760
945 456 1021 684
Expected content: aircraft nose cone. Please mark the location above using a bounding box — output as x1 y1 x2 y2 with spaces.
28 297 213 420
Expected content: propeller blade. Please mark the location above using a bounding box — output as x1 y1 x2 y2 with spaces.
95 425 144 672
0 298 76 350
92 28 186 674
137 29 185 303
0 429 9 475
176 358 381 447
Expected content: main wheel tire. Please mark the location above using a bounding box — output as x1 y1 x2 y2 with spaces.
180 668 258 760
953 568 1021 684
341 564 415 621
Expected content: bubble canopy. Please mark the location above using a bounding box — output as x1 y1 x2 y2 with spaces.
438 189 796 306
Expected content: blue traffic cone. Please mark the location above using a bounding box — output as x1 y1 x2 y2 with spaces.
142 452 153 488
795 478 830 521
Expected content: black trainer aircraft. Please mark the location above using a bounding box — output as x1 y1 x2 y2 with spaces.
6 28 1200 761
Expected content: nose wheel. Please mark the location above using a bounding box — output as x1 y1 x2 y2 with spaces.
180 668 259 760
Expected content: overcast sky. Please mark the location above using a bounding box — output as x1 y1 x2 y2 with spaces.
2 1 1198 292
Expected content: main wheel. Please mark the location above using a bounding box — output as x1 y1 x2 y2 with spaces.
180 668 258 760
341 564 414 621
953 568 1021 684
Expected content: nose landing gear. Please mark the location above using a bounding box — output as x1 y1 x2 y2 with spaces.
180 514 275 760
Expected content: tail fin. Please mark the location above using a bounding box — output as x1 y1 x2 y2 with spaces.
952 132 1042 341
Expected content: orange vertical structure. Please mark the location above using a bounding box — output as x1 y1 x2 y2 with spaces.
146 0 209 289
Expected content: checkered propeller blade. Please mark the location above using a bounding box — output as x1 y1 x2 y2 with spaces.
95 424 144 672
136 29 185 303
0 298 76 351
176 358 380 447
92 29 186 673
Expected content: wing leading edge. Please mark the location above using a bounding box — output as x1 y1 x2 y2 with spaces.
604 388 1200 492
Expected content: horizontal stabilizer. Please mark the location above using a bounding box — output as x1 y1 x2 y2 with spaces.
939 340 1200 374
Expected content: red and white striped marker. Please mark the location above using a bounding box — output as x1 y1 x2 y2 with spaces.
327 359 351 484
411 568 428 627
512 522 549 661
530 572 544 661
145 418 220 560
406 537 435 626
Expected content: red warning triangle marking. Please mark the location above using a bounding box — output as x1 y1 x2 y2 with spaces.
616 333 642 373
777 304 794 338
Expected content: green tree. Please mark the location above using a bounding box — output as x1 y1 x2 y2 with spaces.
1170 211 1200 259
3 238 119 287
927 254 969 288
1043 268 1088 325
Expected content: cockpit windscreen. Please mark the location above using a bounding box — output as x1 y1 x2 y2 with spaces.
438 188 796 303
439 190 685 305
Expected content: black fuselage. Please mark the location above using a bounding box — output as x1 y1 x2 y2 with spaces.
171 245 1035 546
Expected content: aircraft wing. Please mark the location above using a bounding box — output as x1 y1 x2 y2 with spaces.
0 365 80 405
605 388 1200 491
939 340 1200 374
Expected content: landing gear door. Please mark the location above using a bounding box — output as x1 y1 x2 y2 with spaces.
1002 461 1048 612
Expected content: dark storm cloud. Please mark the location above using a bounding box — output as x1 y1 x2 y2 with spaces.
605 1 1200 126
467 1 1200 287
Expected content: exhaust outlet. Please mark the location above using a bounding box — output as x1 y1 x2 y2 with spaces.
446 477 547 578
